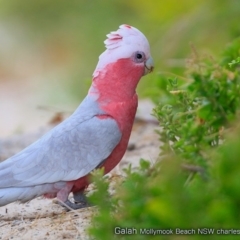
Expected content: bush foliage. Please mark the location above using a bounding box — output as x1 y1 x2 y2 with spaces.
88 38 240 240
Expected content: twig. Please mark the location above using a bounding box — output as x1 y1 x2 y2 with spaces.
181 164 208 180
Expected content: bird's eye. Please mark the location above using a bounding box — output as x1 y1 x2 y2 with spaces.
136 53 143 59
133 51 145 63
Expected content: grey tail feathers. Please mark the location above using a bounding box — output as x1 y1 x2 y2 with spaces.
0 184 60 207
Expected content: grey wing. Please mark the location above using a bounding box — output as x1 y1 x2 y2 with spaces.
0 116 122 188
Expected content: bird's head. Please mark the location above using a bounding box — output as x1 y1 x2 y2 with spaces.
91 25 154 100
93 24 154 78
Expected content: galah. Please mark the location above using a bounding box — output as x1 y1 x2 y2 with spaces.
0 24 154 210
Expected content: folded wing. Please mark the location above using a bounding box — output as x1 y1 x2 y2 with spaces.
0 115 121 188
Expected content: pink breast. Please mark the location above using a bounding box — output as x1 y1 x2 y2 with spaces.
71 96 138 193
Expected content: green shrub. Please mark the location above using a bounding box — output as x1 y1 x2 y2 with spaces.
88 39 240 240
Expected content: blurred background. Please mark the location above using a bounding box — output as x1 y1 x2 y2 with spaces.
0 0 239 136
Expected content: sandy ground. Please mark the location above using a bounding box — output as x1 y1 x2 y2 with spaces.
0 100 160 240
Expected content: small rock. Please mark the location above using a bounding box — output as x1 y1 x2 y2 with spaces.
127 143 136 151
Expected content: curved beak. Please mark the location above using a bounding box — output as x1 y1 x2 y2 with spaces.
144 56 154 75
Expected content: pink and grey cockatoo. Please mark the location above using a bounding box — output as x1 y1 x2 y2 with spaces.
0 24 154 210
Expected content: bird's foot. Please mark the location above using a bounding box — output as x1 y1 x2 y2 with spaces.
57 191 92 211
60 199 91 211
73 190 88 204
